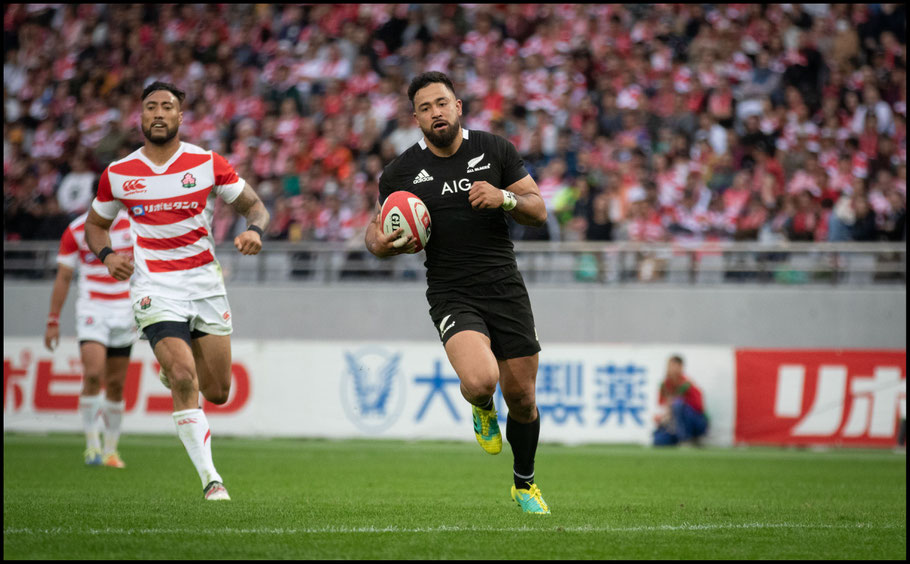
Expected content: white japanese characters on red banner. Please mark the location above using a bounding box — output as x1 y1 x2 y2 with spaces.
3 338 736 445
735 349 906 448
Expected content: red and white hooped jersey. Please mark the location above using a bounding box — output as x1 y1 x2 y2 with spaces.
56 210 133 312
91 142 245 300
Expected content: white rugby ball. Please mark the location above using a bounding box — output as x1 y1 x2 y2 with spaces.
380 190 431 253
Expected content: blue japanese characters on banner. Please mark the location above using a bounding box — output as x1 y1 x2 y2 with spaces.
402 356 652 430
523 360 649 428
414 360 462 422
595 363 648 426
536 361 585 425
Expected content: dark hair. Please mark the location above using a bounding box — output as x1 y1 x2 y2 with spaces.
141 81 186 106
669 355 684 365
407 71 456 108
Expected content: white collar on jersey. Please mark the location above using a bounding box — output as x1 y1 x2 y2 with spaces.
137 141 187 173
418 128 469 150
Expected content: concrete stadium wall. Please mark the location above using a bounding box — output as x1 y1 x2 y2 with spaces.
4 282 905 348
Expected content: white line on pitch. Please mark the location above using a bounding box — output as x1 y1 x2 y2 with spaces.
3 523 901 536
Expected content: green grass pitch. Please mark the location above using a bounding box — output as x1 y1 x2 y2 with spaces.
3 433 906 560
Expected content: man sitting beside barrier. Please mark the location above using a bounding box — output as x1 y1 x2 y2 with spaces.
653 355 708 447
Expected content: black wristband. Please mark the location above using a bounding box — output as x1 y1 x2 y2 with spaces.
247 225 264 237
98 246 114 263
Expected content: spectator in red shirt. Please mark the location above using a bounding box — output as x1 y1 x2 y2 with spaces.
785 191 820 241
653 355 708 447
735 192 770 241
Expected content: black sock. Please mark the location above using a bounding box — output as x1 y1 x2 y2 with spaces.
477 397 494 411
506 411 540 489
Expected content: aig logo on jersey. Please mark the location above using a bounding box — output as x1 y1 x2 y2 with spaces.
467 153 491 173
441 178 472 195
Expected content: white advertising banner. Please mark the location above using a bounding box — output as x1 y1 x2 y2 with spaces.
3 338 735 446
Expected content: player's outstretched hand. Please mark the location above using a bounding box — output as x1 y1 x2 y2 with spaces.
468 180 503 209
104 253 134 281
234 230 262 255
368 212 417 256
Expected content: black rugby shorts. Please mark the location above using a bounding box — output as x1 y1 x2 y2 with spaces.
427 270 541 360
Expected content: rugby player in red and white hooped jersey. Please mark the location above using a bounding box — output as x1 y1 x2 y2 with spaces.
84 81 270 501
45 209 137 469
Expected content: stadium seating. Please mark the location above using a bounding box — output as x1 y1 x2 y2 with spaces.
3 4 905 246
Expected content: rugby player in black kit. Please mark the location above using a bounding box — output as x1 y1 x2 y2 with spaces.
365 71 550 514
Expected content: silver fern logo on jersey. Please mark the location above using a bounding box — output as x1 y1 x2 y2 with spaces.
438 314 456 338
467 153 491 173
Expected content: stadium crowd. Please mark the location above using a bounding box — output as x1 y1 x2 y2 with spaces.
3 4 907 246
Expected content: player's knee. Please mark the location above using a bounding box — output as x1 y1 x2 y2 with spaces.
503 388 536 419
167 363 198 395
462 372 498 399
104 377 124 399
206 394 229 405
82 370 103 393
200 371 231 405
202 383 231 405
462 381 497 401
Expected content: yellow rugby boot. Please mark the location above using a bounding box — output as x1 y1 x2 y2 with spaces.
511 482 551 514
472 403 502 454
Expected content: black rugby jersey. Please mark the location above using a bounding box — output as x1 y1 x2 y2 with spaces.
378 128 530 294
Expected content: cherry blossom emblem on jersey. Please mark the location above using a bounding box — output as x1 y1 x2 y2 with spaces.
140 296 151 310
181 173 196 188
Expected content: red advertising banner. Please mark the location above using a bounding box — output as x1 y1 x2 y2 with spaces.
3 349 251 416
735 350 906 448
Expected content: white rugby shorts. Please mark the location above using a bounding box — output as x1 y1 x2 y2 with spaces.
132 294 233 337
75 303 138 348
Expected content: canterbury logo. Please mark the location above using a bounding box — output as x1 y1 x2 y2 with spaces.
413 169 434 184
176 418 198 425
467 154 485 168
439 314 456 338
123 179 147 192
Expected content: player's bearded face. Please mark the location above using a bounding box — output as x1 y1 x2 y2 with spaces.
142 118 179 144
414 84 462 149
140 91 182 145
421 114 460 148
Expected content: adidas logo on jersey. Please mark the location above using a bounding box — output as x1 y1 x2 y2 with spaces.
413 169 434 184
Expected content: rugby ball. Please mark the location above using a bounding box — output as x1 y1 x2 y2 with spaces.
381 190 431 253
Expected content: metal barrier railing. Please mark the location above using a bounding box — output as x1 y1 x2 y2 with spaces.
3 240 906 286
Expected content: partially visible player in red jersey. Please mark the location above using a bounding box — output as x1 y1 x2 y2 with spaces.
45 210 137 469
84 81 270 501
